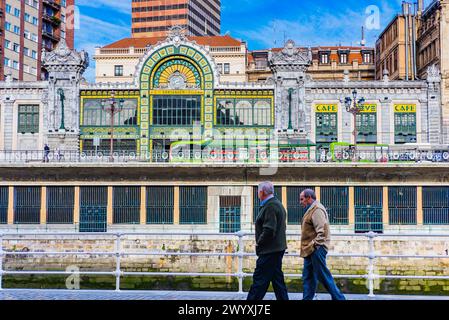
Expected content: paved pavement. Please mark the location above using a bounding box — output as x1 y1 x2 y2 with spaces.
1 289 448 300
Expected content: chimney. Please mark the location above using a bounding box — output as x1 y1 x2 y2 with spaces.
417 0 424 15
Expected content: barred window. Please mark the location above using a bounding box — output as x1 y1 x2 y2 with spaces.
147 187 174 224
18 105 39 133
180 186 207 224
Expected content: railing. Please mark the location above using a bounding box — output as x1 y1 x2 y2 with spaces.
0 231 448 297
1 149 449 164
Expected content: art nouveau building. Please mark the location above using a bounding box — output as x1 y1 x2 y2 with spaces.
0 27 448 234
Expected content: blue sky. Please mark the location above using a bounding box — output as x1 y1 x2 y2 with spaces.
75 0 433 81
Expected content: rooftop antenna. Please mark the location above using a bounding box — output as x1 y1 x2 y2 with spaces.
361 26 366 46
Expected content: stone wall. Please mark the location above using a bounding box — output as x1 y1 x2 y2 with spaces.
2 235 449 294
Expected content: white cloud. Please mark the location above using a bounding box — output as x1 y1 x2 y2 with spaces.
76 14 130 82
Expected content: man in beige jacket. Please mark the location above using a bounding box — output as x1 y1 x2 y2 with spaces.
299 189 345 300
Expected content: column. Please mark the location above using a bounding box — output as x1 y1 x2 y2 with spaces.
74 187 80 224
348 187 355 227
40 187 47 224
107 186 113 225
282 186 287 208
383 187 389 227
140 186 146 225
417 186 423 225
315 186 321 201
174 186 180 225
7 186 14 224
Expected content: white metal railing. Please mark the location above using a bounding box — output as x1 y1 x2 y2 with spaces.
0 231 449 297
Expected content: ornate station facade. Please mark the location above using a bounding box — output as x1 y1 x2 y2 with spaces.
1 27 449 234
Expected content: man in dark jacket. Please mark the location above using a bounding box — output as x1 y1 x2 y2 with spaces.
247 181 289 300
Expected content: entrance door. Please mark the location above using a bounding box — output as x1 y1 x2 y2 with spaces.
80 186 108 232
355 187 383 233
220 196 241 233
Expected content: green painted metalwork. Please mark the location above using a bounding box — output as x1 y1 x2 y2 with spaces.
216 98 272 127
82 139 137 154
321 187 349 225
253 186 283 222
152 59 201 88
47 187 74 224
316 113 338 154
388 187 417 225
152 95 202 126
57 88 66 130
14 187 41 224
147 186 174 224
354 187 383 233
394 113 417 144
113 187 140 224
219 196 241 233
423 187 449 225
18 105 39 133
180 186 207 224
0 187 8 224
286 186 315 225
80 187 107 232
356 113 377 143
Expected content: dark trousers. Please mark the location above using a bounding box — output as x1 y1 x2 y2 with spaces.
247 250 289 300
302 246 346 300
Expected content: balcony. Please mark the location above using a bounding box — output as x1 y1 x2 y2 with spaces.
42 30 60 42
43 14 61 26
43 0 61 11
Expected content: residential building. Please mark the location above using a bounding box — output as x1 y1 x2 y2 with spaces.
247 46 375 83
0 0 75 81
132 0 221 38
93 33 247 83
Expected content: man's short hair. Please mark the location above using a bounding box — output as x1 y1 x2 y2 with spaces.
258 181 275 195
302 189 316 200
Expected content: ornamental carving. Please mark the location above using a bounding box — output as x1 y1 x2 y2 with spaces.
269 40 312 72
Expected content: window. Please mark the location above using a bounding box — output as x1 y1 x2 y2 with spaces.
0 187 8 224
216 98 272 127
47 187 74 224
320 53 329 64
4 40 11 50
216 63 223 74
389 187 417 225
363 53 371 64
14 187 41 224
423 187 449 225
25 13 31 22
5 4 11 13
224 63 230 74
315 109 338 152
114 65 124 77
339 53 348 64
13 25 20 35
24 47 30 56
14 8 21 17
5 22 11 32
32 17 39 25
4 58 11 67
13 43 20 53
12 61 19 70
152 95 201 126
31 50 37 59
180 187 207 224
394 113 416 144
356 113 377 144
18 105 39 133
113 187 140 224
82 98 138 127
321 187 349 225
146 186 174 224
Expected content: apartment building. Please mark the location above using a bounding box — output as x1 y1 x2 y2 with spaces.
0 0 75 81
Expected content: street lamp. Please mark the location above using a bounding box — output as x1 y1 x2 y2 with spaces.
101 91 124 162
344 89 365 157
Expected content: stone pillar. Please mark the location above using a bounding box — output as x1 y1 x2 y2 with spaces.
417 186 423 226
380 99 392 144
348 187 355 227
174 186 180 225
74 186 80 225
315 186 321 201
7 186 14 224
140 186 146 225
40 187 47 225
2 97 15 150
107 186 113 225
282 186 287 209
383 187 389 227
